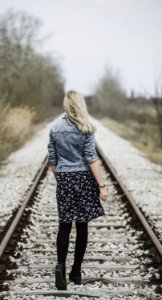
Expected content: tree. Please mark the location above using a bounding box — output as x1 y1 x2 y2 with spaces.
0 8 65 120
90 65 127 119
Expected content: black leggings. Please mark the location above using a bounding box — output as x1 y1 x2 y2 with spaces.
56 222 88 270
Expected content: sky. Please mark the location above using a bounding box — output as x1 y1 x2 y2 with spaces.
1 0 162 97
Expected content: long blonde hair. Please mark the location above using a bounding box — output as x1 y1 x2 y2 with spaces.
63 90 96 134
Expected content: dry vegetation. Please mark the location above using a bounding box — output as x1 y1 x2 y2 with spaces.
0 8 64 164
88 67 162 166
0 99 36 162
1 9 161 167
98 116 162 166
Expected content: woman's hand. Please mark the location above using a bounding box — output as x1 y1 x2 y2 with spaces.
99 187 108 201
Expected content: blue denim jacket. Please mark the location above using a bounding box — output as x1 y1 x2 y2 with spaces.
47 113 98 172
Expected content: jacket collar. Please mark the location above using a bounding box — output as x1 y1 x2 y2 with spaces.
62 113 73 126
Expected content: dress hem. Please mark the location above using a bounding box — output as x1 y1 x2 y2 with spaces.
58 212 106 223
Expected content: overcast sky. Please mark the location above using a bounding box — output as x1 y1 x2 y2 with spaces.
1 0 162 96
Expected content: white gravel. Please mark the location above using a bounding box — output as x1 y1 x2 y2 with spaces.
3 166 160 299
90 115 162 240
0 113 162 300
0 112 162 242
0 118 59 230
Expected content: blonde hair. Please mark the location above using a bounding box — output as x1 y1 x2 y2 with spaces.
63 90 96 134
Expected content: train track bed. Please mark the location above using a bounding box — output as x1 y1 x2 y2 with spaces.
0 158 161 299
0 121 54 245
92 116 162 242
1 113 162 249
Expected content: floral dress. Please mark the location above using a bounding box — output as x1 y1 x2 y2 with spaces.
56 170 105 223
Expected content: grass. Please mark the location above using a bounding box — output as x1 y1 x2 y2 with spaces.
95 115 162 167
2 102 161 169
0 102 63 166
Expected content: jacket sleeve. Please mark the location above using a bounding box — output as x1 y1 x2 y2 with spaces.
47 129 58 166
83 131 98 164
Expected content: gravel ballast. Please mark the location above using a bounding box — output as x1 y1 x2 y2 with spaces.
90 116 162 241
0 113 162 242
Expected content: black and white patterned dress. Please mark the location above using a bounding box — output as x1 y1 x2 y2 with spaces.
56 170 105 223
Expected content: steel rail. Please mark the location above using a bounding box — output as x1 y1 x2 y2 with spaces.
0 156 48 258
1 142 162 263
0 141 162 299
96 142 162 258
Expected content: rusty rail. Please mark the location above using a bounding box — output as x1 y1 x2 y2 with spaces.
96 142 162 258
0 156 48 258
1 142 162 262
0 140 162 299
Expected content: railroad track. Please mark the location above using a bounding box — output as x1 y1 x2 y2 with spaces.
0 143 162 300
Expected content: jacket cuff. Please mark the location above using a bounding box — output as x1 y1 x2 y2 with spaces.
47 159 57 166
85 154 98 164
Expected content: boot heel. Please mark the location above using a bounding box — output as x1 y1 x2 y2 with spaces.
69 272 81 284
55 264 67 290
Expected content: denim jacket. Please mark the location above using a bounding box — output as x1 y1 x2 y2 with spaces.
47 113 98 172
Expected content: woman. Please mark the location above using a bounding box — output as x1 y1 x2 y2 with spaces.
47 90 108 290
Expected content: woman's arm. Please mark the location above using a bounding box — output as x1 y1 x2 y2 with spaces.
83 131 108 201
89 160 108 201
88 159 104 186
47 128 58 180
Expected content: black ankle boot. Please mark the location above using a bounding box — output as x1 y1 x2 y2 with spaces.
55 263 67 290
69 267 81 284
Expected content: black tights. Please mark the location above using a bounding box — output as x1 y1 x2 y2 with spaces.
56 222 88 271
